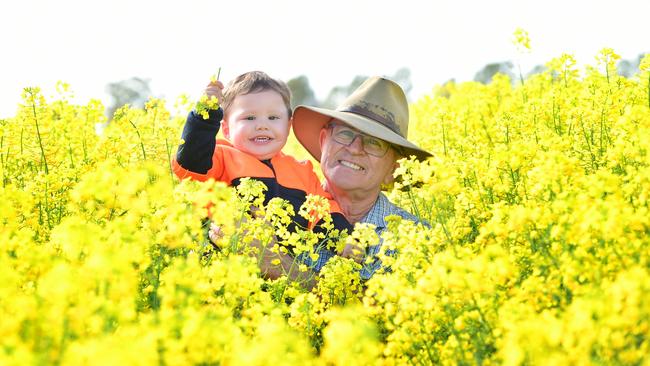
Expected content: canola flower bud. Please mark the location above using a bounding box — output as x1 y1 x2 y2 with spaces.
512 27 531 52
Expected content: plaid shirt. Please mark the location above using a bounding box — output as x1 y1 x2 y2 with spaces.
302 193 426 280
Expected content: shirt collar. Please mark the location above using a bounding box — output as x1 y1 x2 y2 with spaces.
360 193 391 230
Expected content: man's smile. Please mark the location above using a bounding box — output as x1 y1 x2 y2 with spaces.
338 159 364 171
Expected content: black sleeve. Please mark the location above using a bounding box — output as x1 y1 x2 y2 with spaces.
312 212 354 236
175 108 224 174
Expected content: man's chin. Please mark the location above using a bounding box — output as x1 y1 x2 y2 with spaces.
328 174 364 191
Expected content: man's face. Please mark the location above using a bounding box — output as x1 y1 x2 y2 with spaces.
319 120 398 196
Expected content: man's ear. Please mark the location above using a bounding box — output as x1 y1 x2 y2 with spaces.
382 160 399 186
318 127 328 149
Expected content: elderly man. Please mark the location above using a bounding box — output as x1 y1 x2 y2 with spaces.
203 76 432 284
290 76 432 280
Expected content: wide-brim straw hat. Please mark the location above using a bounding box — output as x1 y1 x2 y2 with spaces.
292 76 432 162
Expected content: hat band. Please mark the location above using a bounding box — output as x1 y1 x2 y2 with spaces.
339 105 403 137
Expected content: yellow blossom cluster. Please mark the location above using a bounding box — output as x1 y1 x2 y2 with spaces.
1 49 650 365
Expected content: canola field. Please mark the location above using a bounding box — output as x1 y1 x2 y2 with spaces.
1 49 649 365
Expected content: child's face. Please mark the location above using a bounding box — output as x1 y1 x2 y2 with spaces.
222 90 291 160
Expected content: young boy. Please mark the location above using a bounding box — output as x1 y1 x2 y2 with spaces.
172 71 352 240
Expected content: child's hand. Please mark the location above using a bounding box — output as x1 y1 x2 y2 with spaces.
340 244 364 264
208 221 224 243
196 80 224 119
205 80 224 103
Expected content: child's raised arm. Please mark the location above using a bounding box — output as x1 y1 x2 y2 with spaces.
174 80 225 175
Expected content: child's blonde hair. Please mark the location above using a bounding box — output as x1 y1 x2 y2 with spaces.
222 71 292 117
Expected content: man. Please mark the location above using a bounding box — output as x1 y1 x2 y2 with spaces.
289 76 433 280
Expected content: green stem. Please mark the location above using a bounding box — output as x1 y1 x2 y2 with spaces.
152 107 158 133
421 338 437 365
82 130 88 162
431 196 453 245
37 201 43 226
470 293 494 338
441 119 448 156
30 92 49 174
128 119 147 161
580 117 597 171
165 137 174 184
480 116 494 147
517 63 528 104
407 188 422 221
599 109 605 157
1 135 6 187
445 306 470 365
68 142 75 168
45 180 52 229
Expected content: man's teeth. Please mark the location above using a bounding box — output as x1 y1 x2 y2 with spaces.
340 160 363 171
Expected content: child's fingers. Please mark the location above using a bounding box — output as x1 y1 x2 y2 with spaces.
208 222 224 243
205 85 224 100
201 79 223 105
207 80 224 89
205 84 222 93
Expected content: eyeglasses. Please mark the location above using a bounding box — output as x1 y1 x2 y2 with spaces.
327 123 391 157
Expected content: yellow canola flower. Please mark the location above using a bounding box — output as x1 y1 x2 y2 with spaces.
512 27 531 52
3 46 650 365
321 306 381 365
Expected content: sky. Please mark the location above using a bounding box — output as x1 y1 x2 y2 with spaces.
1 0 648 118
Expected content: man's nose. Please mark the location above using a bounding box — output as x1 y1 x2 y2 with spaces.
346 135 365 153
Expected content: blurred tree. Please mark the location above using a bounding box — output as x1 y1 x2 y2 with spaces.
391 67 413 96
473 61 515 84
321 68 413 108
322 75 366 109
287 75 317 109
526 64 547 77
434 79 456 99
105 77 152 120
617 54 644 77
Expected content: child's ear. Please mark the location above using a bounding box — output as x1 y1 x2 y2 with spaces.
221 119 230 139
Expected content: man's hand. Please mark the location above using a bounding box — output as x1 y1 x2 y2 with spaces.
340 244 364 264
233 210 318 291
248 238 317 291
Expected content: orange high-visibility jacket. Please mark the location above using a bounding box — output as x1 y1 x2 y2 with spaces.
172 110 352 234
